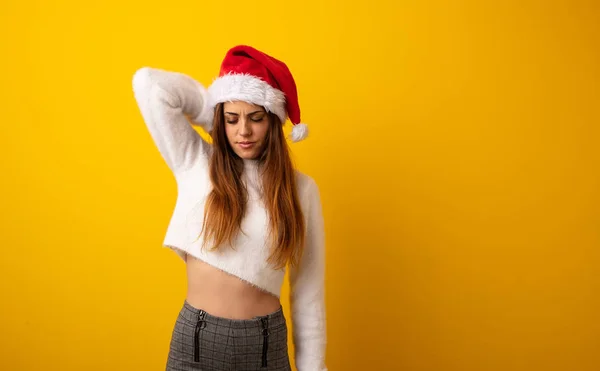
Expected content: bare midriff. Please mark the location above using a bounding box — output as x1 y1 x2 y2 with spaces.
184 254 282 319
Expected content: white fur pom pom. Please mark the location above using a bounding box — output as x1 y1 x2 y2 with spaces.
291 123 309 142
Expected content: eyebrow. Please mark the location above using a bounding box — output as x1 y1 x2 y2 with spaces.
224 110 265 116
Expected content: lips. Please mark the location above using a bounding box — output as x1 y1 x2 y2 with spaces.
238 141 256 149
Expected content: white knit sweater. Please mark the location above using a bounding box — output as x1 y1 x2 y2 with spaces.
132 67 327 371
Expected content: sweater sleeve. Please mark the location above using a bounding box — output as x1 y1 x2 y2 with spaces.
132 67 212 176
289 178 328 371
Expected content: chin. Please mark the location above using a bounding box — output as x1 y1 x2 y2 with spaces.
235 150 260 160
233 144 265 160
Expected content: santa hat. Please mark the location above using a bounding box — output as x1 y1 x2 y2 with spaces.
199 45 308 142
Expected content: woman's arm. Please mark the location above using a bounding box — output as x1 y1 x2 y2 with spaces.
132 67 212 176
289 178 328 371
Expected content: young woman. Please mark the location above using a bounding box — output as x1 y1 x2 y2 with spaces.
132 45 327 371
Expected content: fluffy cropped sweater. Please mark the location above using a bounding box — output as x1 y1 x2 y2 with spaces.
132 67 327 371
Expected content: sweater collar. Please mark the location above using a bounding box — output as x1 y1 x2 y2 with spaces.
243 158 259 171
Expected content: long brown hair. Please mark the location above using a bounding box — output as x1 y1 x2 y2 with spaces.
198 103 305 269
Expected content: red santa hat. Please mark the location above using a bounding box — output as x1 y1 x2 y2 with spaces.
199 45 308 142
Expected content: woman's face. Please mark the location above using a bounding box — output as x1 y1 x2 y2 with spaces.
223 101 270 160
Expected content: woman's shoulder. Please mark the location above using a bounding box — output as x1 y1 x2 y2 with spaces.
294 169 320 199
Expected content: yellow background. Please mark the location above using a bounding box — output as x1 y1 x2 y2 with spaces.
1 0 598 370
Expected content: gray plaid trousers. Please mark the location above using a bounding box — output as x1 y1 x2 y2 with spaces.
166 300 291 371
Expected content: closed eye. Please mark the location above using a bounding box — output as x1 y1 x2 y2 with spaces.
224 111 265 123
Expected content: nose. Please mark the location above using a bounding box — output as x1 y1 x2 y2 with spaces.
239 118 252 137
